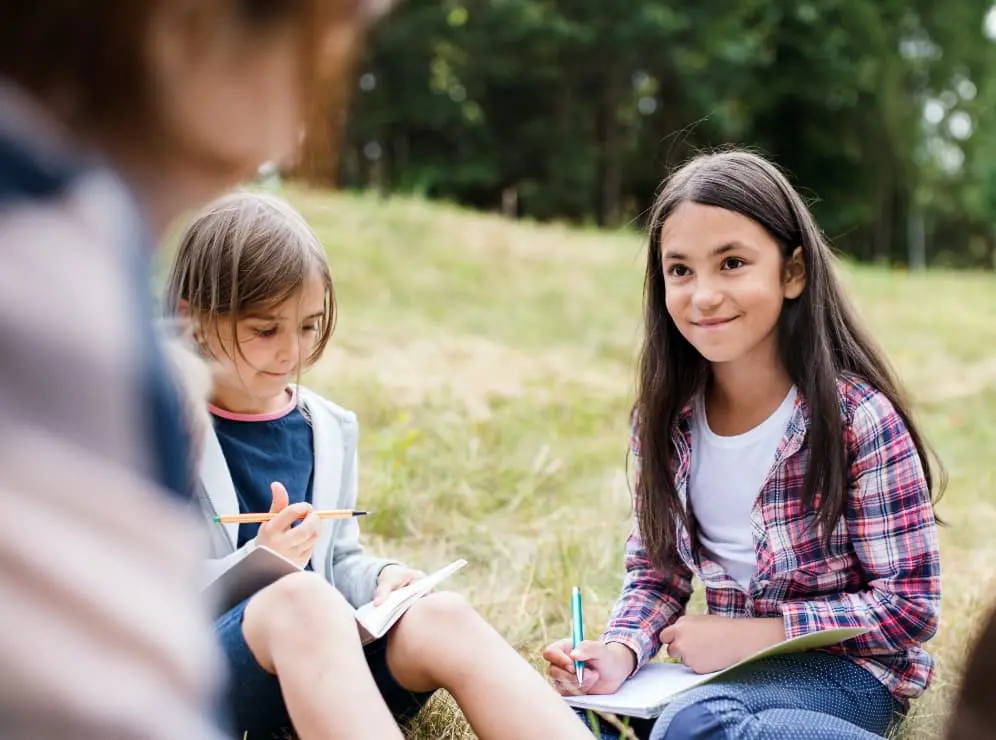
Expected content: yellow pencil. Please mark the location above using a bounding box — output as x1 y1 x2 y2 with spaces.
212 510 368 524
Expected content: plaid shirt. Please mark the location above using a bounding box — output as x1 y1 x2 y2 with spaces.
602 375 941 704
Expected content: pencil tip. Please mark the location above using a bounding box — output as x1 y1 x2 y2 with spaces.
355 510 369 516
211 516 221 522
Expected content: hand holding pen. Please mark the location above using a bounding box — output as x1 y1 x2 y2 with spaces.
541 588 638 696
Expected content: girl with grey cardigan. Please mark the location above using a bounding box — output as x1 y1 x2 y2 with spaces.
167 191 592 740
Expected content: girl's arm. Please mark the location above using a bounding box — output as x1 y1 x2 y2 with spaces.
601 517 694 672
329 450 400 607
779 391 941 657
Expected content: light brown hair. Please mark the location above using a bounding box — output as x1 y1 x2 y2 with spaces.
164 191 335 368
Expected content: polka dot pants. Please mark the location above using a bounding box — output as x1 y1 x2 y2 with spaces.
576 653 903 740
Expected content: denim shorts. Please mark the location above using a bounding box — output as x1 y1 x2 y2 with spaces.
215 597 435 738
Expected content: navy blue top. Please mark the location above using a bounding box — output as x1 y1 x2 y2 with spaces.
212 402 315 549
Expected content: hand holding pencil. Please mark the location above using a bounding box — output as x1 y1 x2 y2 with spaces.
242 482 327 567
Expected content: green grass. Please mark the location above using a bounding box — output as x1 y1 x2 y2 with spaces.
276 184 996 738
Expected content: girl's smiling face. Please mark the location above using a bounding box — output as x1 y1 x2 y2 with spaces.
202 273 327 415
660 201 806 367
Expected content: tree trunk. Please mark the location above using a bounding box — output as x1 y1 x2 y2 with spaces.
907 206 926 271
501 186 519 218
598 68 623 227
872 176 894 263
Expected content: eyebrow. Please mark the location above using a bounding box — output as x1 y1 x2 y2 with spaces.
662 242 749 261
246 311 325 322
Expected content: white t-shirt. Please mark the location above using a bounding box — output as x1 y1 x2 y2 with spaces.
688 386 798 589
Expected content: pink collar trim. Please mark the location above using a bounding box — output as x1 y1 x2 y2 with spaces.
209 386 298 422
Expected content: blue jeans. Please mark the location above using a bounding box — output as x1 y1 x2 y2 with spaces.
577 653 903 740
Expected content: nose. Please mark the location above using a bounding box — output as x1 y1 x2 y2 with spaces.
278 331 300 367
691 275 724 312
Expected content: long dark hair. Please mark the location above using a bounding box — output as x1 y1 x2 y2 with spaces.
634 150 944 569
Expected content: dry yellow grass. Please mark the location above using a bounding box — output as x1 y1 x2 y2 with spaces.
272 185 996 739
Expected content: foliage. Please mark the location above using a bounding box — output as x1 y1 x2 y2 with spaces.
320 0 996 265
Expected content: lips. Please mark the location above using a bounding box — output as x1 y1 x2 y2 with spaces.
693 317 738 328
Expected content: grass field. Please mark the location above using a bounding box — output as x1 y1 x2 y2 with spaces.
280 184 996 739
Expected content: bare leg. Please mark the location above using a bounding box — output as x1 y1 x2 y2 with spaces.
242 572 404 740
385 591 591 740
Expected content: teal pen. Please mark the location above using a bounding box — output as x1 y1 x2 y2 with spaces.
571 586 584 686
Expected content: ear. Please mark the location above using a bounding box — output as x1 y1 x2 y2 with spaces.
175 299 204 345
783 247 806 300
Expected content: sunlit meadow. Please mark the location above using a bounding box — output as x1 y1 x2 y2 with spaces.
256 185 996 739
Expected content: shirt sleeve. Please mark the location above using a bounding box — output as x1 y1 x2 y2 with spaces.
329 451 400 608
779 391 941 657
601 518 694 670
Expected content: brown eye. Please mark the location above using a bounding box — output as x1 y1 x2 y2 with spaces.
666 264 691 278
721 257 746 270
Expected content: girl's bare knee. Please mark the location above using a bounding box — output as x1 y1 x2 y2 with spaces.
385 592 483 691
253 571 351 623
393 591 482 649
242 572 354 671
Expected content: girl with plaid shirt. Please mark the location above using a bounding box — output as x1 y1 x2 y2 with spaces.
544 151 942 740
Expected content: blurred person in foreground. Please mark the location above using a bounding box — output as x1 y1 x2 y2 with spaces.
947 602 996 740
0 1 383 737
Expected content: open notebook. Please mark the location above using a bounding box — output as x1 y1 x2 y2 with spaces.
566 626 871 720
202 544 467 643
354 558 467 644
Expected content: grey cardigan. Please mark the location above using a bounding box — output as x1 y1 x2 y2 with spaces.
197 387 398 608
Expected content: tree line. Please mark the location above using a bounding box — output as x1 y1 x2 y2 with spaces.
302 1 996 268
